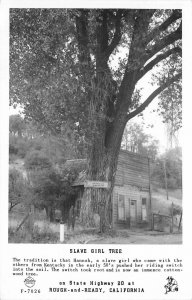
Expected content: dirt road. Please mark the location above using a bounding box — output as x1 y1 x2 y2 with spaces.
86 231 182 244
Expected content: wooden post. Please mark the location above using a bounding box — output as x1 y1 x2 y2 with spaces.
15 213 29 233
178 211 182 231
152 213 154 231
148 157 153 230
170 202 174 233
163 160 169 200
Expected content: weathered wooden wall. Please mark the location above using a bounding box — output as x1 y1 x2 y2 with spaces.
112 150 151 229
71 150 151 229
115 150 150 189
112 186 150 229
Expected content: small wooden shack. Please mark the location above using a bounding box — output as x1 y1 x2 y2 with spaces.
112 150 151 229
65 150 151 229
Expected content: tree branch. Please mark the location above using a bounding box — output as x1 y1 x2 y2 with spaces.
144 22 182 63
101 10 109 52
137 46 182 81
116 11 156 109
126 10 156 65
9 201 20 212
104 10 123 58
75 10 91 66
145 10 182 44
127 72 182 121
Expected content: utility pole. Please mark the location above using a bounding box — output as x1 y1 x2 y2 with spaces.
148 157 152 230
163 160 169 200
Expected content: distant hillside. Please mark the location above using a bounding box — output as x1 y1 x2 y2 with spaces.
151 184 182 215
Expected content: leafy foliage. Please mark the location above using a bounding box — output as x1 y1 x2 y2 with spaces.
9 135 32 158
121 122 159 160
9 114 26 136
152 52 182 132
9 168 28 211
25 150 52 170
9 112 86 163
24 150 82 219
10 9 182 142
152 147 182 189
10 9 87 138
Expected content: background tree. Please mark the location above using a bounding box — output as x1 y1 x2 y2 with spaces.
9 115 30 158
10 9 182 231
9 114 25 136
24 150 58 221
151 147 182 189
121 122 159 160
24 149 83 222
9 168 28 211
9 113 84 162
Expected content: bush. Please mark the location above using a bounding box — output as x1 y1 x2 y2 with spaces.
9 143 18 155
9 223 59 243
9 135 31 158
9 168 28 211
151 147 182 189
25 150 52 170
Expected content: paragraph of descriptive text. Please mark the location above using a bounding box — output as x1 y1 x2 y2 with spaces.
12 256 183 277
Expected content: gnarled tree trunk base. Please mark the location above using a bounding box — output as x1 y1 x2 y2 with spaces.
80 187 112 232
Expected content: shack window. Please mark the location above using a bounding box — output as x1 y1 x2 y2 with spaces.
118 194 125 221
142 198 147 221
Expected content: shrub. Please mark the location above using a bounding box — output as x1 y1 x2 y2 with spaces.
9 168 28 211
25 150 52 170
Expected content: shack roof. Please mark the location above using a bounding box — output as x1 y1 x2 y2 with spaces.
59 159 87 186
64 159 87 170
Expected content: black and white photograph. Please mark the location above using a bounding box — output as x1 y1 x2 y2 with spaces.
8 7 182 244
1 1 192 300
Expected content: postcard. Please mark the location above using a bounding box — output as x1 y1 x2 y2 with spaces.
0 0 192 299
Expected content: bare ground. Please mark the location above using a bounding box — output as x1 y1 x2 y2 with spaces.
64 226 182 244
85 230 182 244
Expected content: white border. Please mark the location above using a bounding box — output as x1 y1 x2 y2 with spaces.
1 1 192 299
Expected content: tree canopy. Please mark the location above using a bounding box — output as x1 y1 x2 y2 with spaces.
10 9 182 139
9 114 25 136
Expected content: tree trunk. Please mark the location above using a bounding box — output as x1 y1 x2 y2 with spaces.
80 110 127 232
45 205 55 222
80 186 112 231
49 208 55 222
79 52 131 232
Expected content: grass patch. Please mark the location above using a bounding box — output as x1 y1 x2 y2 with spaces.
9 221 59 243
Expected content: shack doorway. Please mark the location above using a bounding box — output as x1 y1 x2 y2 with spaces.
130 200 137 225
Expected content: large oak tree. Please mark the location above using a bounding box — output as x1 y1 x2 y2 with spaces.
10 9 182 231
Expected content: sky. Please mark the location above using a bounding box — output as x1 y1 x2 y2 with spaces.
133 75 182 154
